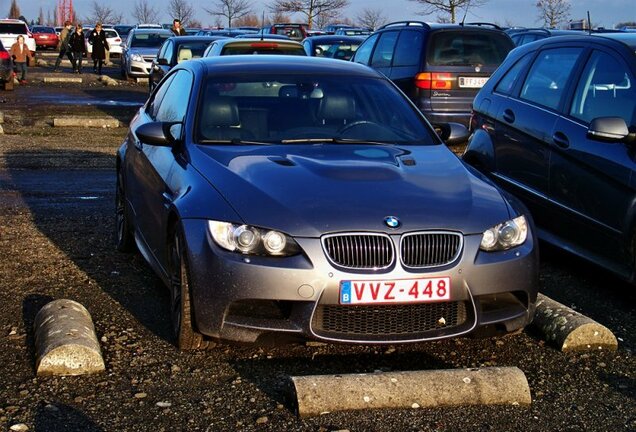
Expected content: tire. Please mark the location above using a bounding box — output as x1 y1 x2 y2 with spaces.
169 227 211 350
120 63 128 80
115 174 135 252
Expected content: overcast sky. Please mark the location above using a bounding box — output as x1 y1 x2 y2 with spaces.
13 0 636 29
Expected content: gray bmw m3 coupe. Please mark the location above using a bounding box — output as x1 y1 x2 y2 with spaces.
116 56 538 350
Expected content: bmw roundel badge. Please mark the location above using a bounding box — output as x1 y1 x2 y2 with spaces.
384 216 401 229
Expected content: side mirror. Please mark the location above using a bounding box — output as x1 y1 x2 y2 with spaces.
157 58 169 66
135 122 181 147
434 122 470 146
587 117 631 143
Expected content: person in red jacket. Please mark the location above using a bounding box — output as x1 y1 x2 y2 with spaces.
10 35 33 84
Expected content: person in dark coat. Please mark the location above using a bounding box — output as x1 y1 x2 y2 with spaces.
53 21 76 72
69 24 87 74
88 23 109 75
171 19 186 36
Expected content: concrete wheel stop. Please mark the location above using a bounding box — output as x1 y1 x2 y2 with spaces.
532 294 618 352
290 366 531 417
34 299 105 376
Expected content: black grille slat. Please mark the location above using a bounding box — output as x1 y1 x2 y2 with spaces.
323 234 394 269
313 302 468 337
401 232 462 268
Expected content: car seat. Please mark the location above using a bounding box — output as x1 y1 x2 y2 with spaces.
201 96 242 140
317 91 356 127
177 48 192 63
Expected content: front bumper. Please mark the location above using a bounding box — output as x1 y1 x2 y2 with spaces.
182 219 539 344
126 58 152 77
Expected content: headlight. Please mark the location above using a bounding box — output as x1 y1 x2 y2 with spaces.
131 53 143 62
207 221 300 257
480 215 528 251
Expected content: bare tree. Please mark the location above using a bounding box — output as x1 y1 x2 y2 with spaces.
269 0 349 29
8 0 21 19
132 0 160 24
85 1 124 24
168 0 195 26
38 7 45 25
267 11 291 25
408 0 488 24
536 0 570 28
356 8 387 30
314 10 337 29
205 0 253 29
234 13 262 27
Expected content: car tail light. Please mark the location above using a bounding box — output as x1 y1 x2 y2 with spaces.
415 72 454 90
27 31 33 37
250 42 279 48
115 38 121 42
0 51 9 60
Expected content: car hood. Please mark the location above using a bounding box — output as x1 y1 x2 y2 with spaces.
190 144 511 237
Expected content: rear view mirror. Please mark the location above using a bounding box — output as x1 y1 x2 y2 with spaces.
157 58 169 66
435 122 470 146
587 117 633 143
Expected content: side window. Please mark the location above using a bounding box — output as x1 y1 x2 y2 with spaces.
163 41 175 63
569 50 636 126
352 33 379 65
393 31 423 67
155 71 193 122
494 53 533 95
147 73 176 119
157 41 168 59
371 31 399 67
520 48 583 111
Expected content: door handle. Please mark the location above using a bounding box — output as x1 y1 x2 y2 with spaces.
552 131 570 149
503 109 515 123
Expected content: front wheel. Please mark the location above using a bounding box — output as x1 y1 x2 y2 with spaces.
115 174 135 252
169 227 212 350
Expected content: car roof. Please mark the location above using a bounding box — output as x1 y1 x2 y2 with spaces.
376 21 504 32
510 34 636 57
195 55 382 77
213 38 303 47
596 32 636 50
303 35 366 43
130 28 172 34
167 35 225 43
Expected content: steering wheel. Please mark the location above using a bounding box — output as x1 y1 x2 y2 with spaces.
337 120 380 134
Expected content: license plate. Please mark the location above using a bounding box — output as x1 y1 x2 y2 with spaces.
458 77 488 88
340 277 450 305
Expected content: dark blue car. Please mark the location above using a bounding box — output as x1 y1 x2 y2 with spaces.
464 35 636 282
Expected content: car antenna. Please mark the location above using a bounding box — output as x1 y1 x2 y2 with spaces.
261 10 265 41
459 0 471 26
587 10 592 35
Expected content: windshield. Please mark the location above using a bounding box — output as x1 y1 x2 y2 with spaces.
195 74 436 145
130 33 170 48
314 42 361 60
0 23 28 34
33 27 56 34
221 43 305 56
428 31 512 66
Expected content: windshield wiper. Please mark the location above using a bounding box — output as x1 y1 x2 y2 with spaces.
198 139 272 146
281 138 392 145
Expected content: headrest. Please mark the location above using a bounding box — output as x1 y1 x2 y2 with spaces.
317 92 356 120
178 48 192 62
592 70 627 86
203 97 239 127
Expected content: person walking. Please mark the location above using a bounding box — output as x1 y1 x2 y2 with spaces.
88 23 109 75
171 19 186 36
53 21 76 72
69 24 87 74
9 35 33 84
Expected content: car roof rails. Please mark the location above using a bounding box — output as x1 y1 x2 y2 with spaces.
377 21 431 30
464 22 502 30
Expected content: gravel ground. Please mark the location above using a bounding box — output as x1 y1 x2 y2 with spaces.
0 64 634 432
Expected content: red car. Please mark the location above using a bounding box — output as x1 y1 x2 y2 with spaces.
31 25 59 50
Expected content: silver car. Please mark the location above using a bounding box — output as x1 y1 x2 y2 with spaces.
120 28 171 79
